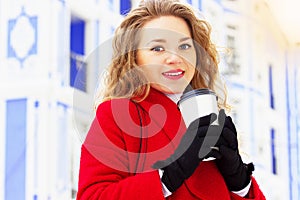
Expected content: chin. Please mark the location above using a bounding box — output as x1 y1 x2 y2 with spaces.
161 87 185 94
151 83 186 94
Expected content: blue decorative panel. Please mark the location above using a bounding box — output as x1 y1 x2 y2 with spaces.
7 20 17 58
5 99 27 200
70 16 85 55
120 0 131 15
7 7 38 67
70 55 87 92
70 16 87 92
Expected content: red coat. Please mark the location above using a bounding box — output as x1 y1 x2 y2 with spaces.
77 88 266 200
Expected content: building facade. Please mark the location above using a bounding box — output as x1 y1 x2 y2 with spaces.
0 0 299 199
202 0 300 199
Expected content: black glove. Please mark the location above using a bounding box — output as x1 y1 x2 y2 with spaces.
152 113 224 192
215 110 255 191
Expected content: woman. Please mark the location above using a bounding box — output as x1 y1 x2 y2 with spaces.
77 0 266 199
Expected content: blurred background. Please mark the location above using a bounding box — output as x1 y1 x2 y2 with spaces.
0 0 299 199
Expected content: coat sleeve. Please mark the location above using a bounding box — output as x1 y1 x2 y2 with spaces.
76 100 166 200
230 177 266 200
76 146 165 200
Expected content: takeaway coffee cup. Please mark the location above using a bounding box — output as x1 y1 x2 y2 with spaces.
177 88 218 127
177 88 219 161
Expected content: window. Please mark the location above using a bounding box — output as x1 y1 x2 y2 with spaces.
224 25 240 75
226 35 239 74
70 15 87 92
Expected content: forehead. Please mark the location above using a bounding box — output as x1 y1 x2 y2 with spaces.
139 16 192 42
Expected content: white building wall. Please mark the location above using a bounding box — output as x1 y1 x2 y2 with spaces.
0 0 299 199
202 0 300 199
0 0 122 199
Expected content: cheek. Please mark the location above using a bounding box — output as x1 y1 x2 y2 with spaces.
136 51 144 65
144 66 160 79
181 50 197 69
185 55 196 75
136 49 153 66
187 51 197 66
186 66 195 82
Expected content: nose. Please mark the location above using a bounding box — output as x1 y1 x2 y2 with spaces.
165 51 183 65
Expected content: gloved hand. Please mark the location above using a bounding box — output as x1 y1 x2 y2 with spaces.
215 110 255 191
152 113 224 192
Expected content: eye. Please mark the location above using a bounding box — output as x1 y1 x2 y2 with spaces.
179 43 192 50
150 46 164 52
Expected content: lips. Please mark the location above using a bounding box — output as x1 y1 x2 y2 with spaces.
162 69 185 80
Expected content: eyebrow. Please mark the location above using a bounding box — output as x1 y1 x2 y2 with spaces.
146 37 192 46
179 37 192 42
146 39 166 46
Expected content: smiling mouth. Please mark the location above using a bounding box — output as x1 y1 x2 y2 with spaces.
162 70 185 80
163 71 183 76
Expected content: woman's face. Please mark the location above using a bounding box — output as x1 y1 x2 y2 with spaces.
136 16 196 94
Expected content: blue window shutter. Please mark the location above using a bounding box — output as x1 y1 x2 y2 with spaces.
70 55 87 92
70 17 85 55
70 16 87 92
5 99 27 200
120 0 131 15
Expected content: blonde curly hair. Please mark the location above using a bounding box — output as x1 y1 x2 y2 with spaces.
96 0 228 109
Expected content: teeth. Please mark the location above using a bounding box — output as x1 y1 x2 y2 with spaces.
164 71 183 76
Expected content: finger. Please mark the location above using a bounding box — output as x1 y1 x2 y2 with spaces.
199 130 222 146
218 109 226 128
173 127 202 161
218 145 237 159
198 145 213 159
246 163 255 174
199 122 223 151
206 149 222 159
222 127 238 150
208 113 218 124
214 134 229 147
224 116 237 134
190 113 217 128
